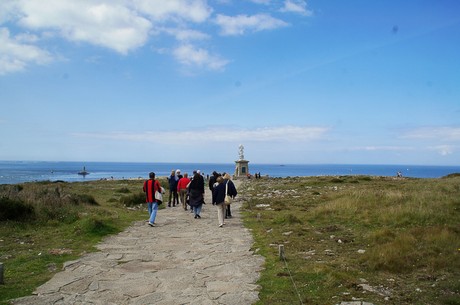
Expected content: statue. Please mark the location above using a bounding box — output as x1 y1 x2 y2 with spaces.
238 144 244 160
235 144 249 178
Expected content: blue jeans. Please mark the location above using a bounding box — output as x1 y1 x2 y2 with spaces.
148 202 158 223
193 204 202 216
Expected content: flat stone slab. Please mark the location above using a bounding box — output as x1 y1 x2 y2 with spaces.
12 181 264 305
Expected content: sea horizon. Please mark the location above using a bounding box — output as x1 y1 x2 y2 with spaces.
1 160 459 185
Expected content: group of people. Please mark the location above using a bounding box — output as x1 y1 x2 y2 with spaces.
209 171 238 227
143 169 237 227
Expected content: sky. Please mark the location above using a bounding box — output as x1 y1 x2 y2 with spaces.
0 0 459 165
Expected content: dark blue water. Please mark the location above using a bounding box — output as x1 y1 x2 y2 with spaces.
0 161 459 184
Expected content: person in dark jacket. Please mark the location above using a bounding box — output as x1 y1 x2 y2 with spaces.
212 176 227 227
208 171 219 192
223 173 237 218
168 169 181 207
188 171 205 218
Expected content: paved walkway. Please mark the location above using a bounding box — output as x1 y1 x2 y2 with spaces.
12 181 264 305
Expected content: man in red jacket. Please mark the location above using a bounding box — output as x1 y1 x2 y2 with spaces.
177 173 191 211
143 172 162 227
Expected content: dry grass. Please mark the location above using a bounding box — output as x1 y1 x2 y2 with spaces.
241 175 460 305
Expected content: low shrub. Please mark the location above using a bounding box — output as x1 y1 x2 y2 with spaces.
120 192 145 207
72 194 98 205
0 197 35 221
115 187 131 193
78 217 118 236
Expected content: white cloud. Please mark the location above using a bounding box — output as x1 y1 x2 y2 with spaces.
215 13 288 36
162 27 210 41
249 0 271 4
14 0 152 55
173 44 229 70
133 0 212 23
0 27 53 74
280 0 312 16
429 145 454 156
73 125 329 144
353 146 413 152
401 126 460 141
0 0 310 74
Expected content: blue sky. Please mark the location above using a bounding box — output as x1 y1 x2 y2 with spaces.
0 0 459 165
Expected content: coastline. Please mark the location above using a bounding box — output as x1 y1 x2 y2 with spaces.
1 161 460 185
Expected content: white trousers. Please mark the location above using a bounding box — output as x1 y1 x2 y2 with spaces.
216 203 225 226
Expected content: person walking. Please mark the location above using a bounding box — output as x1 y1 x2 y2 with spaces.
167 170 180 207
188 171 205 219
143 172 162 227
223 173 237 219
208 171 219 192
177 172 191 210
212 176 227 227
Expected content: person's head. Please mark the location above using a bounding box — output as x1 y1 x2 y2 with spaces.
223 173 231 180
171 170 175 175
183 173 188 178
176 169 181 175
216 176 223 184
149 172 155 179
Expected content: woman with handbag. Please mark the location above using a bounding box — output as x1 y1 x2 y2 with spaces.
223 173 237 219
143 172 163 227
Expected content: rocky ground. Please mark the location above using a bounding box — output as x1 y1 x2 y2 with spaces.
12 181 265 305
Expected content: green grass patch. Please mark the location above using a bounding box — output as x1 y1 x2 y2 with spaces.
0 179 147 304
241 175 460 305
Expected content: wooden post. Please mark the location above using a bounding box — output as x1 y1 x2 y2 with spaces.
279 245 285 260
0 262 4 284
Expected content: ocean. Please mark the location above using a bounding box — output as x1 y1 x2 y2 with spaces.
0 161 459 185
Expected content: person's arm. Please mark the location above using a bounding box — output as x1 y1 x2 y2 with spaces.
229 181 237 197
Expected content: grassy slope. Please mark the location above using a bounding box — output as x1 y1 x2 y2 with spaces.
0 179 155 304
241 175 460 305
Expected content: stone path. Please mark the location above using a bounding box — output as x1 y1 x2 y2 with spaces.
12 181 264 305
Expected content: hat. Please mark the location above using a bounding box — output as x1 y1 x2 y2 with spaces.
176 169 181 173
197 170 201 174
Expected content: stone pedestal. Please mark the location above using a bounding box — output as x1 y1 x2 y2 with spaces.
234 160 250 179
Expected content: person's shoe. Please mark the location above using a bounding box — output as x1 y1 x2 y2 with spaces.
196 214 201 219
194 215 197 219
148 222 155 227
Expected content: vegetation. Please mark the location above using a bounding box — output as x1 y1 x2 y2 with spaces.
241 175 460 305
1 175 458 304
0 178 168 304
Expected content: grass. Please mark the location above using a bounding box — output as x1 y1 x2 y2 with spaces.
0 175 459 304
240 175 460 305
0 178 168 304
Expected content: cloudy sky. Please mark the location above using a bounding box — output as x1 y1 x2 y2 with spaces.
0 0 459 165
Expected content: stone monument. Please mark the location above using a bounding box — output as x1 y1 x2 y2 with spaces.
234 144 250 178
